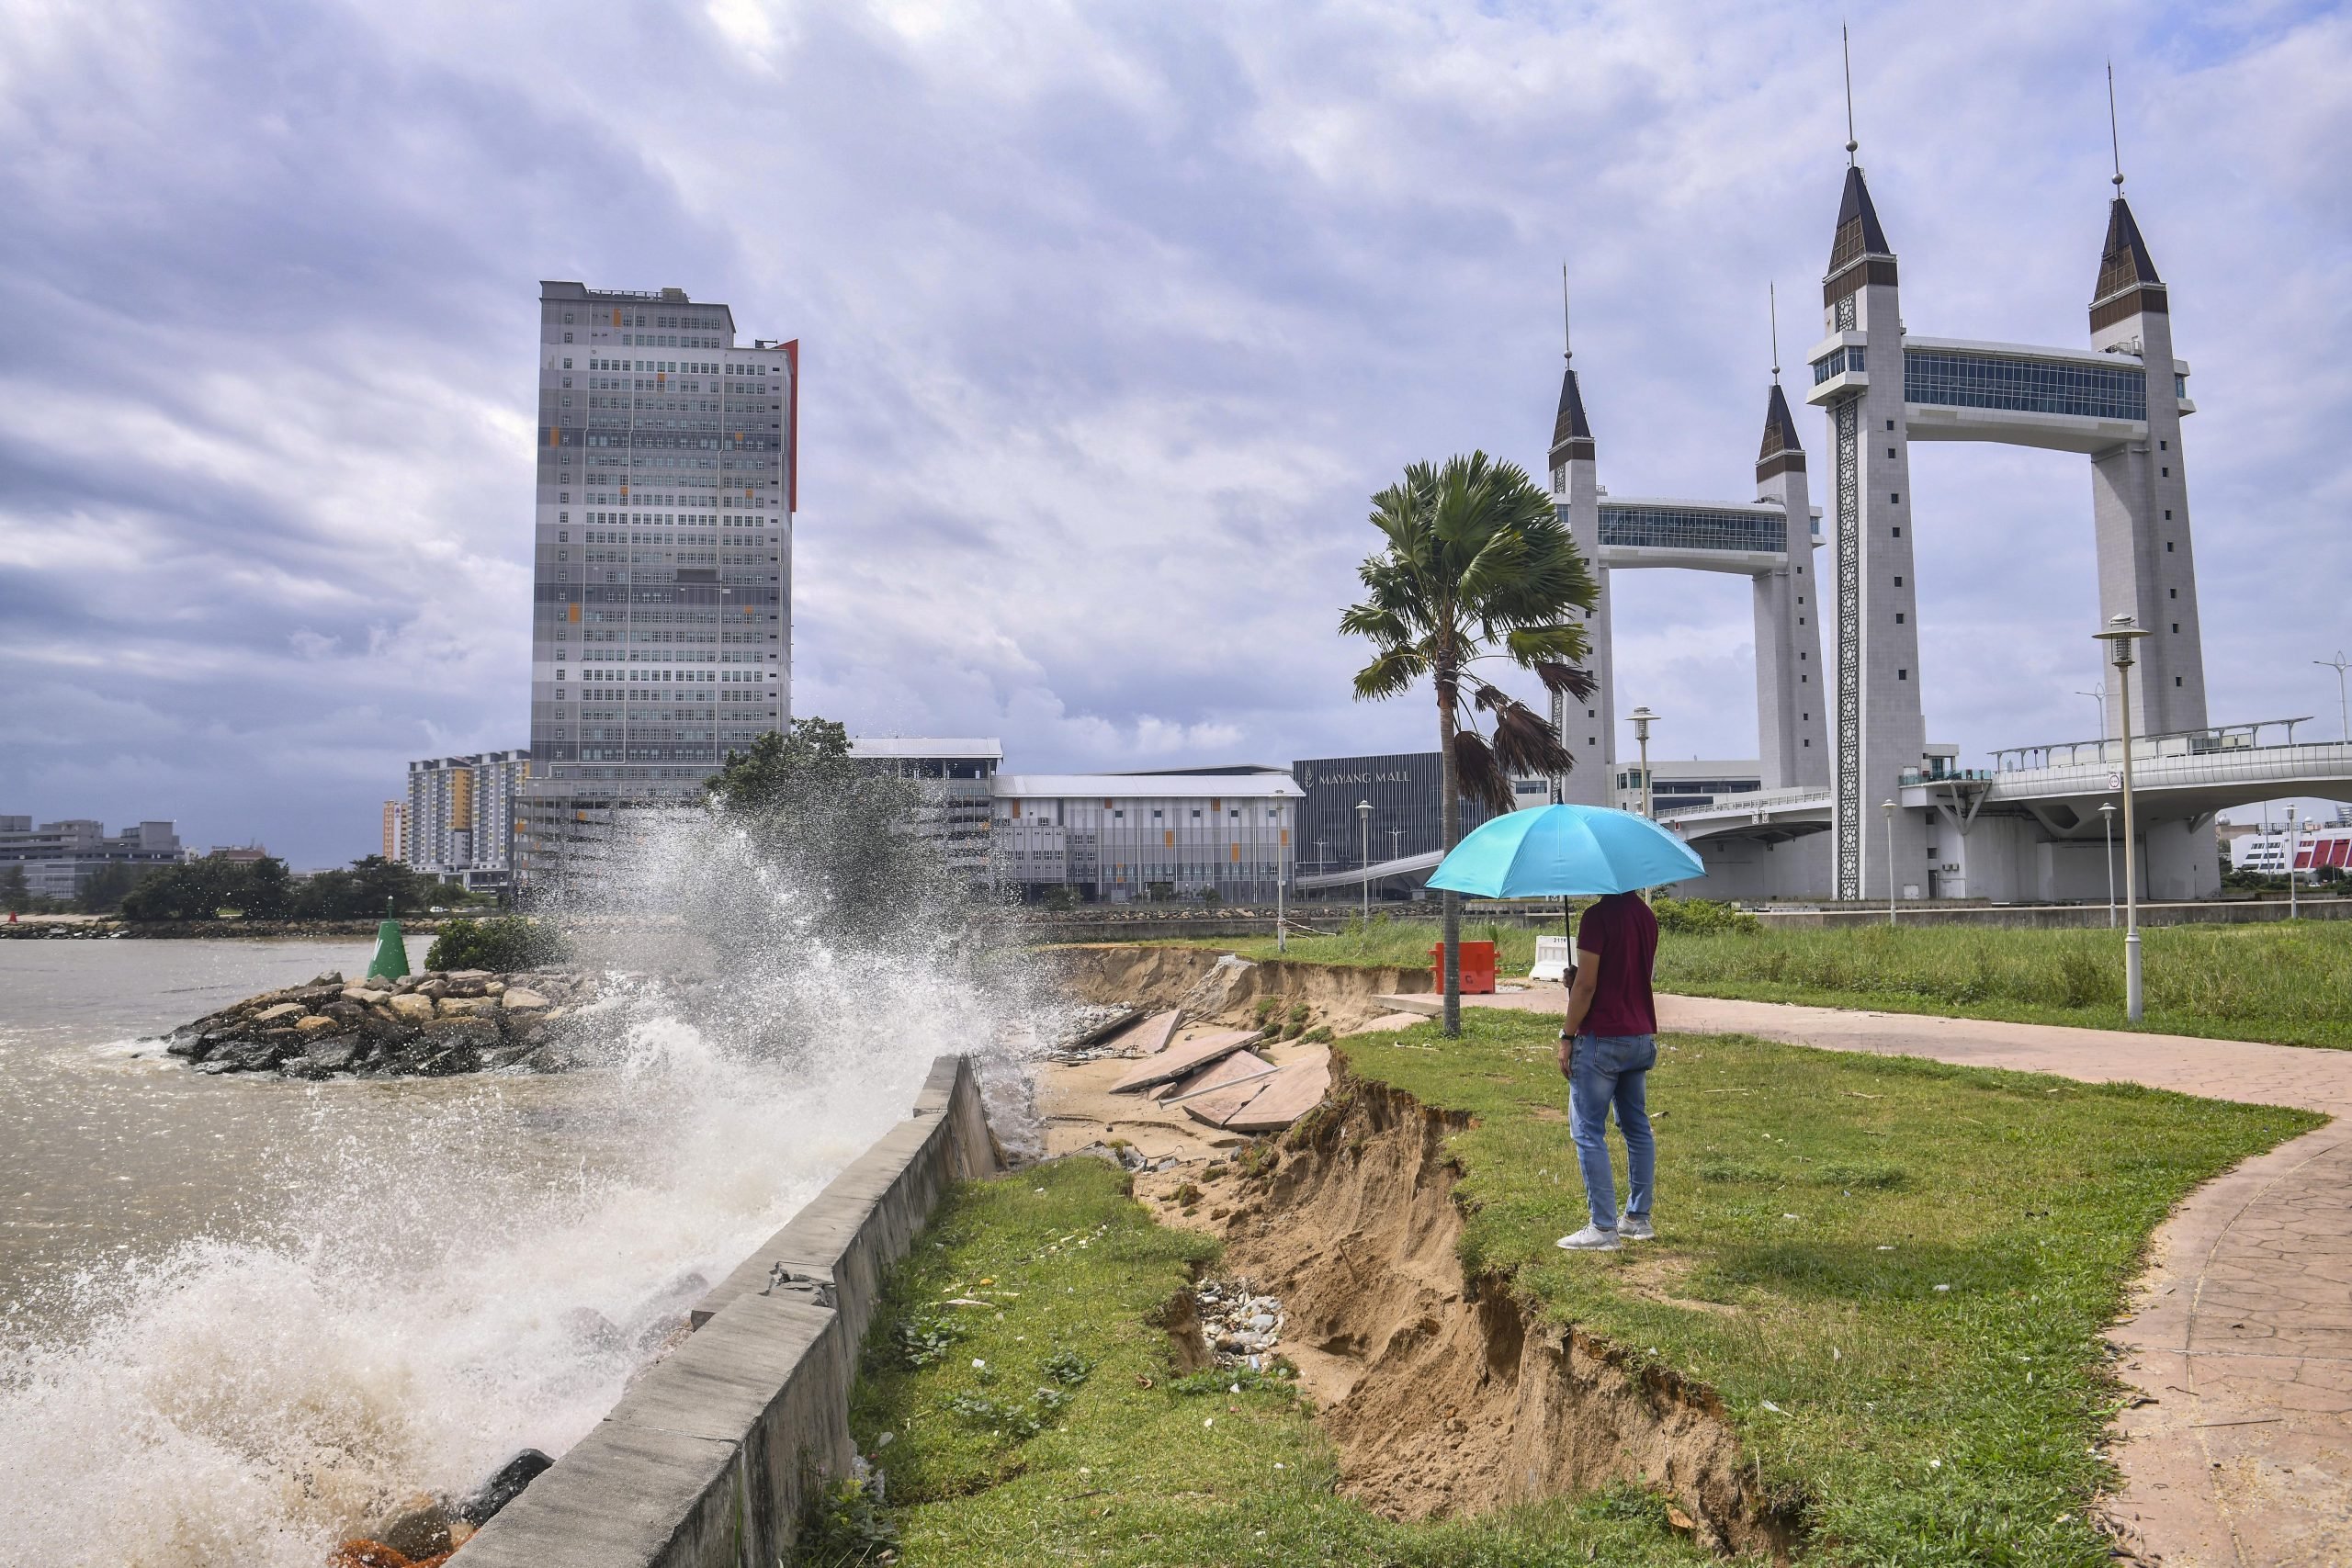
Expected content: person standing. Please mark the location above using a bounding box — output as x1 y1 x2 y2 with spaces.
1555 890 1659 1252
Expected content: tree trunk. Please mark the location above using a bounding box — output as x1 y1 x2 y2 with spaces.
1437 656 1462 1037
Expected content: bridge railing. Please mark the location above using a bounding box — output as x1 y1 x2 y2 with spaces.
1992 717 2315 773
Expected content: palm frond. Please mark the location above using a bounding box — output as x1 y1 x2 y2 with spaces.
1451 730 1516 815
1490 699 1575 777
1532 660 1600 702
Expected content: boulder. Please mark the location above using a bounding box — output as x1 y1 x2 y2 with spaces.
372 1497 452 1562
307 971 345 987
436 996 498 1017
484 979 507 997
390 1017 498 1076
416 979 449 1000
294 1014 342 1033
322 1001 363 1021
211 1035 295 1073
457 1449 554 1528
285 1036 366 1078
292 984 345 1006
386 994 435 1022
341 987 389 1007
251 1001 307 1024
500 987 550 1011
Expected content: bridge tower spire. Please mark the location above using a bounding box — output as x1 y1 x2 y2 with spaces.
1755 336 1828 790
1806 83 1929 905
2088 75 2205 741
1548 265 1612 807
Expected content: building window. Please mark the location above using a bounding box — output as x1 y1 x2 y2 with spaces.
2165 510 2172 520
2169 588 2177 599
1894 576 1903 586
1895 613 1905 624
2175 676 2183 687
1892 526 1901 536
1898 669 1908 680
1886 447 1895 458
1891 492 1900 503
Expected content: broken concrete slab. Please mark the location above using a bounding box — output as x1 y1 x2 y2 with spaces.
1220 1059 1332 1132
1159 1050 1276 1105
1108 1029 1260 1093
1102 1009 1181 1056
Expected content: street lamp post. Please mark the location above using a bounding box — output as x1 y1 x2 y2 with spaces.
2288 804 2301 921
2094 615 2152 1022
1275 805 1287 955
2319 653 2352 741
2079 687 2108 737
1356 799 1373 925
1882 800 1897 924
1629 707 1659 818
2098 801 2117 929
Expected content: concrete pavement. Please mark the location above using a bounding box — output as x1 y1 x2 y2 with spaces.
1378 987 2352 1568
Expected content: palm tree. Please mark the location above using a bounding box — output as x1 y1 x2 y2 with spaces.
1340 452 1600 1035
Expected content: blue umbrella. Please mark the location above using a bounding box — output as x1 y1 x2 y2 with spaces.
1425 803 1704 898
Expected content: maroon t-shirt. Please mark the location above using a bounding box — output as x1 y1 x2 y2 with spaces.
1577 892 1658 1036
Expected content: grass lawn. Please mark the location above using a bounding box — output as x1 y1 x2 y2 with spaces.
841 1013 2317 1566
836 1157 1721 1567
1338 1011 2320 1563
1160 916 2352 1050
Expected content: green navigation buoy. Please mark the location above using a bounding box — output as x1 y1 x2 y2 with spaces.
368 896 410 981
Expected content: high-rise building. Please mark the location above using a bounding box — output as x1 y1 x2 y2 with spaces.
516 283 798 895
381 800 406 863
406 750 531 890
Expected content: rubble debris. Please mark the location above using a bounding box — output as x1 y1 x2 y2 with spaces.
1194 1278 1286 1371
1048 1004 1143 1061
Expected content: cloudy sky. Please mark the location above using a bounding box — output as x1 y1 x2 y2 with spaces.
3 1 2347 866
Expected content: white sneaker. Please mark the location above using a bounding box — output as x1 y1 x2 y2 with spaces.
1619 1216 1655 1241
1555 1224 1622 1252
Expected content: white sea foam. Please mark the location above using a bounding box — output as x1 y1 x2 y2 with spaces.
0 806 1047 1565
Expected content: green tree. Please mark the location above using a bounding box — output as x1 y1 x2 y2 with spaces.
1 865 40 914
1340 452 1598 1035
704 716 948 945
72 863 139 914
119 856 292 920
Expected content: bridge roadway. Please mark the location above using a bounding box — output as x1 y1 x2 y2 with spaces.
1666 732 2352 848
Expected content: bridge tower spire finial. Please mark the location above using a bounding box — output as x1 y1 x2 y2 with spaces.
1842 22 1859 164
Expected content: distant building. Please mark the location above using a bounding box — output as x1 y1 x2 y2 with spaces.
381 801 407 862
1611 761 1766 817
2230 819 2352 878
205 845 272 863
1291 753 1550 880
0 817 187 901
518 279 798 894
992 771 1298 903
405 751 531 892
850 738 1001 876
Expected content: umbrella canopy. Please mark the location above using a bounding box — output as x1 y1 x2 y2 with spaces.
1424 803 1705 898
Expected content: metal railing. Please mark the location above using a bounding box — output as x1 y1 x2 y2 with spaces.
1991 717 2312 773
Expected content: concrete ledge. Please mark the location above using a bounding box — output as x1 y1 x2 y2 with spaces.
461 1054 998 1568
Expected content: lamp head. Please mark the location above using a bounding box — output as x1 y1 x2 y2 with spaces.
2099 800 2115 818
1355 799 1372 819
2094 613 2150 669
1628 705 1658 740
1881 799 1894 816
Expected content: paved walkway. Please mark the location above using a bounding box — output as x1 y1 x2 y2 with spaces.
1381 988 2352 1567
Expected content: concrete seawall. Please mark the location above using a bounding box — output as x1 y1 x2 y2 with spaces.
459 1054 998 1568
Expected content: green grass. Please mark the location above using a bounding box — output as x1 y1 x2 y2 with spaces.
1338 1011 2320 1564
841 1157 1724 1567
1650 920 2352 1050
1152 916 2352 1050
842 1021 2314 1565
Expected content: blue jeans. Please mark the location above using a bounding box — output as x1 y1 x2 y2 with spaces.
1569 1033 1656 1230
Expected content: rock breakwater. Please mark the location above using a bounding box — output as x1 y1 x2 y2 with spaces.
164 968 601 1078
